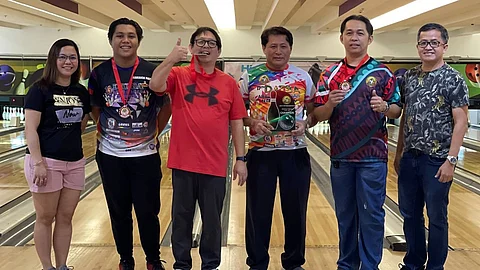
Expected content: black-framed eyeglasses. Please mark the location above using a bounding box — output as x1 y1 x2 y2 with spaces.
194 39 217 48
58 54 78 62
417 40 444 48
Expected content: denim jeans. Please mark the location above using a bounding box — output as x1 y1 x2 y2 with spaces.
330 161 387 270
398 150 452 270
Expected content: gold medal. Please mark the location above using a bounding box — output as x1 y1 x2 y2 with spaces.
340 81 351 91
119 105 131 118
366 76 377 87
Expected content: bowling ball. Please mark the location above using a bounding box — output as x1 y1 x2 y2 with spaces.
0 65 16 92
279 114 295 130
465 64 480 83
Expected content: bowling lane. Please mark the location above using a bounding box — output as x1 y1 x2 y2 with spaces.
0 130 25 154
308 123 480 250
0 130 97 208
465 126 480 142
227 131 339 248
66 133 172 246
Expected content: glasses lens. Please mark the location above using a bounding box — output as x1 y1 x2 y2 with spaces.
207 40 217 48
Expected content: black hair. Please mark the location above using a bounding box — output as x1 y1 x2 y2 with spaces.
108 18 143 42
340 15 373 36
417 23 449 43
37 38 81 89
189 27 222 49
261 26 293 47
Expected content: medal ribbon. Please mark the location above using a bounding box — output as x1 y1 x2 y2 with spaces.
111 57 140 107
342 54 370 81
189 55 215 82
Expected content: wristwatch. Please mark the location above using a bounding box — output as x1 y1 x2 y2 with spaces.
446 155 458 165
236 156 247 162
381 102 390 113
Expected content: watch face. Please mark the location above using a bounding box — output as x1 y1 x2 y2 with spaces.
448 156 457 164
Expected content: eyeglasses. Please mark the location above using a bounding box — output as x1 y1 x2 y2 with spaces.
57 54 78 62
194 39 217 48
417 40 445 48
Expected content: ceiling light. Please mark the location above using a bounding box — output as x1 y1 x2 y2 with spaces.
204 0 236 30
371 0 458 30
8 0 91 28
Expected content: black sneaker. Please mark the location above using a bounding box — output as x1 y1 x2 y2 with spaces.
119 260 135 270
147 260 166 270
398 263 425 270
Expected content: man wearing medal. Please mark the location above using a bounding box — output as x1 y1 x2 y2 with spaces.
149 27 247 270
312 15 402 270
88 18 171 270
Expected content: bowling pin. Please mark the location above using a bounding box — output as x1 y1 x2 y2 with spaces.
2 107 6 120
267 91 280 129
15 69 29 95
20 108 24 121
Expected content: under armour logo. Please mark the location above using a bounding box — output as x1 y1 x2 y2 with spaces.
184 84 219 106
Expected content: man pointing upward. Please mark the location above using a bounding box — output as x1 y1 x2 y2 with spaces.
150 27 247 270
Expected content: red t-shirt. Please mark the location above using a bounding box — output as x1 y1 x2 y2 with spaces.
166 65 247 177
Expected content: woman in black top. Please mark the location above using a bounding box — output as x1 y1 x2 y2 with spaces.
24 39 90 270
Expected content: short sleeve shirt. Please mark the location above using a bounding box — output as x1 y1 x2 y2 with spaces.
401 64 469 158
239 64 315 150
88 58 166 157
165 66 247 177
25 83 91 161
314 57 400 162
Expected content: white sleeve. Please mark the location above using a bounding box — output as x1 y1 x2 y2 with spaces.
238 70 249 100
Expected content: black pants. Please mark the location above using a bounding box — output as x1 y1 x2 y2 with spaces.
245 149 311 270
171 169 226 270
96 150 162 263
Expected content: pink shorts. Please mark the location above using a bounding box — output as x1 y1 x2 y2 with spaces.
24 154 86 193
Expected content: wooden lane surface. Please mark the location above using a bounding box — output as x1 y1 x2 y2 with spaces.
387 125 480 176
2 246 480 269
32 133 174 247
465 126 480 142
227 131 339 248
0 131 97 208
0 130 25 154
308 123 480 250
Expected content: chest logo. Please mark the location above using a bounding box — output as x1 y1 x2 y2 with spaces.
185 84 219 106
259 75 270 85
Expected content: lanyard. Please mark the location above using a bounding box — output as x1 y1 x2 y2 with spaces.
189 55 215 81
111 57 140 106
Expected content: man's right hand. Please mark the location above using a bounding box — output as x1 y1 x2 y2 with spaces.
326 90 347 107
166 38 188 63
250 119 274 135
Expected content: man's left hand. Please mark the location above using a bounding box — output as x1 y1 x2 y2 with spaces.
292 120 307 136
233 160 247 186
370 90 387 112
435 161 455 183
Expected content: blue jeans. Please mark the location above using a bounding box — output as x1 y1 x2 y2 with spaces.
398 151 452 270
330 161 387 270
